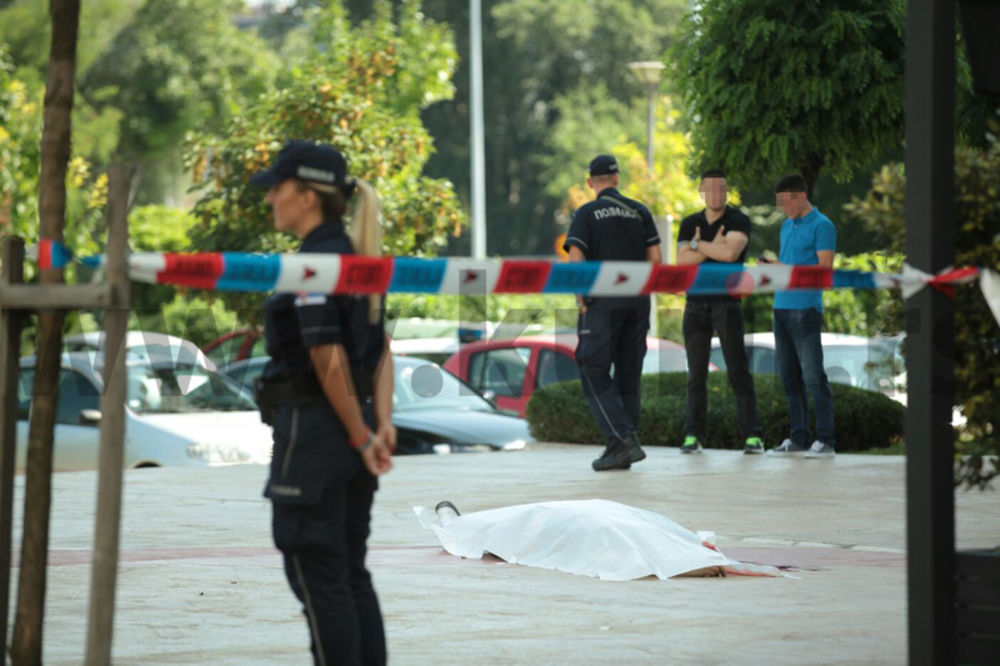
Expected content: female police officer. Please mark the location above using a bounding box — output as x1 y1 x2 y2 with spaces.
250 140 394 665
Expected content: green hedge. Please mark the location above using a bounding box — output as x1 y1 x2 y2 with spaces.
525 372 904 452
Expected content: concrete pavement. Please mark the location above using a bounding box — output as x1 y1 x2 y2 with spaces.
5 443 999 665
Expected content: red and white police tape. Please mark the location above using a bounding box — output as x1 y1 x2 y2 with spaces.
69 250 1000 326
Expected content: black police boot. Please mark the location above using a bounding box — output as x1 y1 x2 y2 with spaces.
622 432 647 464
592 438 630 472
592 433 646 471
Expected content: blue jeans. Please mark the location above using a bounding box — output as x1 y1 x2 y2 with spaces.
773 308 835 446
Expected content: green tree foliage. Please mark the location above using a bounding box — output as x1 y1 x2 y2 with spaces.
0 0 139 80
1 48 107 281
560 98 705 230
397 0 688 255
844 128 1000 488
186 1 465 319
670 0 906 194
79 0 279 203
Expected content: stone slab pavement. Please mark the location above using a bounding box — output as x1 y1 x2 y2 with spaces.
5 443 999 665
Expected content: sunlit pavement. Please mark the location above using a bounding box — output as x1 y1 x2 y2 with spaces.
7 443 998 665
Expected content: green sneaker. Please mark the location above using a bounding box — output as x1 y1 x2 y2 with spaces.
743 436 765 455
679 435 703 454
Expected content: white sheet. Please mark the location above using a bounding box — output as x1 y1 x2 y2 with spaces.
414 498 780 581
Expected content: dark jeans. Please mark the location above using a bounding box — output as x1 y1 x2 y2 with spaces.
270 404 386 666
773 308 835 446
575 296 650 441
683 299 763 440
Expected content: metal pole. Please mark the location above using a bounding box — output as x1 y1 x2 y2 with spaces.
904 0 956 663
1 238 26 656
84 164 131 665
645 86 656 172
646 85 658 336
469 0 487 259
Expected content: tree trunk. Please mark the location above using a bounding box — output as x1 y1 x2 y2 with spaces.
11 1 80 664
800 154 825 200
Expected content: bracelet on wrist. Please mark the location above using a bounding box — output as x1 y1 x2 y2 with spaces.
351 427 373 452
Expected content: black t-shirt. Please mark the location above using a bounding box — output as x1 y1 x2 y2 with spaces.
563 187 660 261
262 220 385 384
677 206 752 303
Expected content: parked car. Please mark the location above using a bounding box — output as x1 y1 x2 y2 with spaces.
389 336 460 366
220 354 533 455
64 330 215 369
442 335 704 417
708 332 905 396
15 349 272 472
201 327 265 366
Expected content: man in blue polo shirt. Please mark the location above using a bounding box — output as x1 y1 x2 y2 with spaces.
769 174 837 458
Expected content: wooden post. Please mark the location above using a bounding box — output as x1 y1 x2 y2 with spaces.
1 238 26 657
84 164 130 665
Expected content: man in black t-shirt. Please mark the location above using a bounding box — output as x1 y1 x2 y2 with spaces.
563 154 662 471
676 169 764 454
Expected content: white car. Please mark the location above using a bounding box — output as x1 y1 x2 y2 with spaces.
709 331 966 426
709 332 904 397
63 330 214 369
14 348 272 472
389 336 460 366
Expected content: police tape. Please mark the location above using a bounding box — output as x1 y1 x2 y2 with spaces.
23 242 1000 325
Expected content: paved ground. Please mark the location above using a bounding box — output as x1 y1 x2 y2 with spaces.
5 443 999 665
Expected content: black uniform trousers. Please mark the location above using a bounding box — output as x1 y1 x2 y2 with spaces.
269 402 386 666
682 299 763 441
575 296 650 441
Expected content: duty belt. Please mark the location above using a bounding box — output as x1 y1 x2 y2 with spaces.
254 370 375 425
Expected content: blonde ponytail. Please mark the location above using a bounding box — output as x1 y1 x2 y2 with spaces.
349 178 382 324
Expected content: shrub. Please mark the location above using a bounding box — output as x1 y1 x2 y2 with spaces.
526 371 904 452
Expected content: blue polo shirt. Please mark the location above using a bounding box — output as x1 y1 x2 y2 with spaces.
773 207 836 311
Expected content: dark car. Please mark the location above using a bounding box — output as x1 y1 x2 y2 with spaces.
221 354 533 455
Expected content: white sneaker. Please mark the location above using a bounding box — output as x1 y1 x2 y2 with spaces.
803 440 836 458
769 438 809 455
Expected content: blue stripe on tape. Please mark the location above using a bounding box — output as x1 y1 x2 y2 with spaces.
216 253 281 292
545 262 600 293
389 257 447 292
687 263 743 296
832 269 876 289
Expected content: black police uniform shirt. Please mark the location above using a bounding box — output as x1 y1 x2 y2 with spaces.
563 187 660 261
677 205 752 303
262 219 385 389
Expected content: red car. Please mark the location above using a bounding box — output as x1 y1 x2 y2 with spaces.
443 334 704 417
202 327 265 366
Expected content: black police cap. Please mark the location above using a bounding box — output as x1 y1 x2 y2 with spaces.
588 154 619 176
249 139 352 191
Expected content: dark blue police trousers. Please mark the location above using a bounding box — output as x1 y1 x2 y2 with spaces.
269 403 386 666
574 296 651 441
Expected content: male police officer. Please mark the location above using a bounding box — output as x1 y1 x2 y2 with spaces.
564 154 662 471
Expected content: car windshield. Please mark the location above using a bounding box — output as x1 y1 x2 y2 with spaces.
126 363 257 413
394 359 495 412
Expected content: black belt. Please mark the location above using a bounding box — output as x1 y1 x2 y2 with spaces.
255 370 375 404
254 370 374 426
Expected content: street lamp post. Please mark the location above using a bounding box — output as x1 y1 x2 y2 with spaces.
470 0 487 259
627 61 665 172
627 61 666 338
